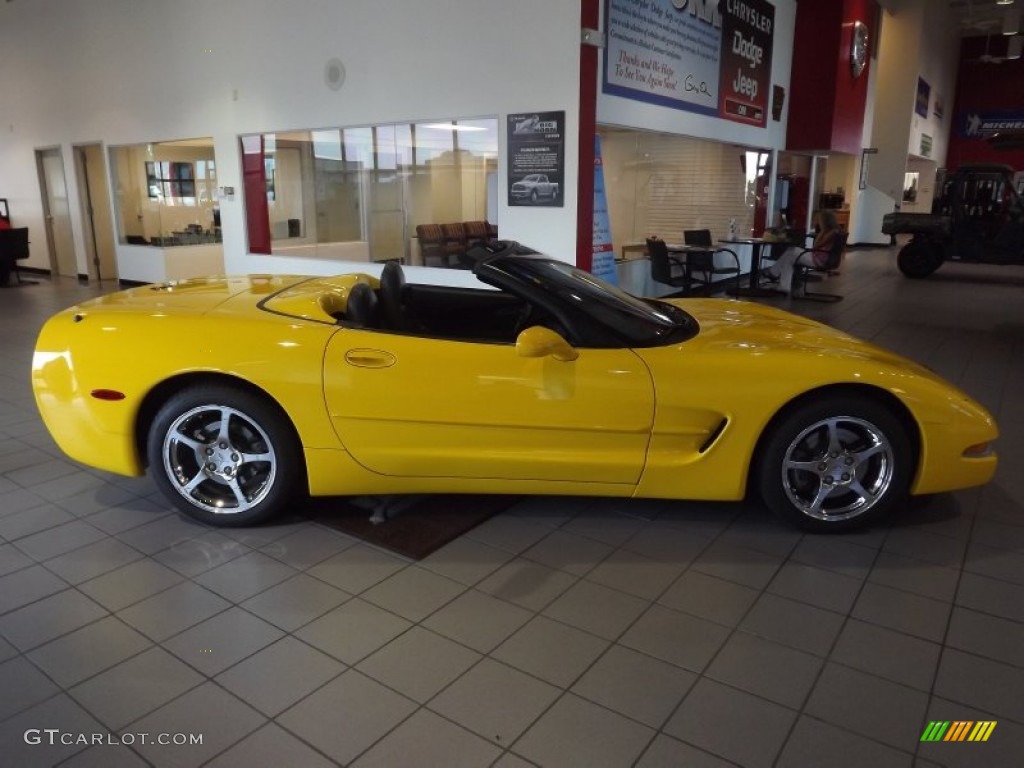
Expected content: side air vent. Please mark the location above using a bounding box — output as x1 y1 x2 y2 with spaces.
699 418 728 453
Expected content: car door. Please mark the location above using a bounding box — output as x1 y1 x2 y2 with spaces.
322 328 655 484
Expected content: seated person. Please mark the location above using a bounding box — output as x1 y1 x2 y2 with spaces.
764 210 843 294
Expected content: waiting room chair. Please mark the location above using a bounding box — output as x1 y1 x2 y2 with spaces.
463 221 489 248
441 222 469 267
792 231 848 302
415 224 449 267
683 229 741 295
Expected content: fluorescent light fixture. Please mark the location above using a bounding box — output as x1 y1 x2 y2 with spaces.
1004 8 1020 34
996 0 1014 6
420 123 487 132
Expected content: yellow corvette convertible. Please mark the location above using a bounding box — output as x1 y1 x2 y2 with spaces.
32 242 997 532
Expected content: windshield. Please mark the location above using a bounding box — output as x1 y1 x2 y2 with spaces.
491 255 695 346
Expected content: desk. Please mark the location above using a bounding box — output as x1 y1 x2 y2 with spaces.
617 243 742 297
719 237 784 297
620 242 648 261
671 243 745 296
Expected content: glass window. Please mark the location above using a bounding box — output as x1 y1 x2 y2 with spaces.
146 161 195 201
109 138 220 247
596 127 763 259
241 117 498 264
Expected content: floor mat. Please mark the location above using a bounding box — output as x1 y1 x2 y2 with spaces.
305 494 518 560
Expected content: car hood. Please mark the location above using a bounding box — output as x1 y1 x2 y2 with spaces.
668 298 927 371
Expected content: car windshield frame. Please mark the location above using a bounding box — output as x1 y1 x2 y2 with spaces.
474 247 697 347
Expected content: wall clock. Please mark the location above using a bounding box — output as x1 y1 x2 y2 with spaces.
851 20 869 78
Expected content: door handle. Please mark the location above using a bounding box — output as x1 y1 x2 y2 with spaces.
344 348 396 368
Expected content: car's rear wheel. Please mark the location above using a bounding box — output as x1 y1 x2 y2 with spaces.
147 385 302 526
757 395 913 531
897 240 942 278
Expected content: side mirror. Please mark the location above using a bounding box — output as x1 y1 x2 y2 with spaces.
515 325 578 362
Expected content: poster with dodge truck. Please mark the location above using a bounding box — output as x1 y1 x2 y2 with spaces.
508 111 565 207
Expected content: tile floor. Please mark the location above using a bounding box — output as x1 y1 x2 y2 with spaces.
1 250 1022 767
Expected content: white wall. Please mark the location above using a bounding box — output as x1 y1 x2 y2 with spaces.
907 2 959 167
858 0 959 243
0 0 581 276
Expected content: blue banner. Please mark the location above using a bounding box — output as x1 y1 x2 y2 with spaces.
591 135 618 285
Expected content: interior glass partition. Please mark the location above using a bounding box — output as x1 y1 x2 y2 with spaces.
241 118 498 263
596 126 764 259
109 139 220 246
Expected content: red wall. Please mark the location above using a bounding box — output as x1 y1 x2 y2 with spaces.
787 0 876 154
945 38 1024 171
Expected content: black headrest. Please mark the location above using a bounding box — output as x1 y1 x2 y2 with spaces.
344 282 379 328
380 260 405 295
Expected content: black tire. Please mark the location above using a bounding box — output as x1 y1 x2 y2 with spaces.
147 384 303 526
757 395 913 532
897 241 942 278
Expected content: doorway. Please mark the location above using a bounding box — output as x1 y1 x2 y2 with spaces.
74 144 117 281
36 148 78 278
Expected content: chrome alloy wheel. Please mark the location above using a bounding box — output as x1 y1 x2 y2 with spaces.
780 415 895 522
161 404 277 515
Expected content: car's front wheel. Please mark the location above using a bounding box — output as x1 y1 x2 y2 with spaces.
757 395 913 531
147 385 303 526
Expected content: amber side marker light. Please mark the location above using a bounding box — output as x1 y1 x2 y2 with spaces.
90 389 126 401
962 442 994 458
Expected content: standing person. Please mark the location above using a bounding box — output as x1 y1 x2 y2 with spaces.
765 210 843 295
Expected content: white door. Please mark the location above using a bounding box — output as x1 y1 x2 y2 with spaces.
37 148 78 277
74 144 117 281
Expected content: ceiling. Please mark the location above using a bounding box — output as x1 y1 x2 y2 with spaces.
949 0 1021 36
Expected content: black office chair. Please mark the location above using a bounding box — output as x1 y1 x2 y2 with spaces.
0 227 35 286
646 237 690 294
792 231 848 302
683 229 741 295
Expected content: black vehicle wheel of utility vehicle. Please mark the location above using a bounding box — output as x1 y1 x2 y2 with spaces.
147 385 303 526
897 241 942 278
757 395 914 532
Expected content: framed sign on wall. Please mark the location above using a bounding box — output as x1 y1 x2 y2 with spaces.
602 0 776 127
507 111 565 207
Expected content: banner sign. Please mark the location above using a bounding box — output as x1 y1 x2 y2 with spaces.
591 135 619 285
603 0 775 127
960 111 1024 140
507 111 565 207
